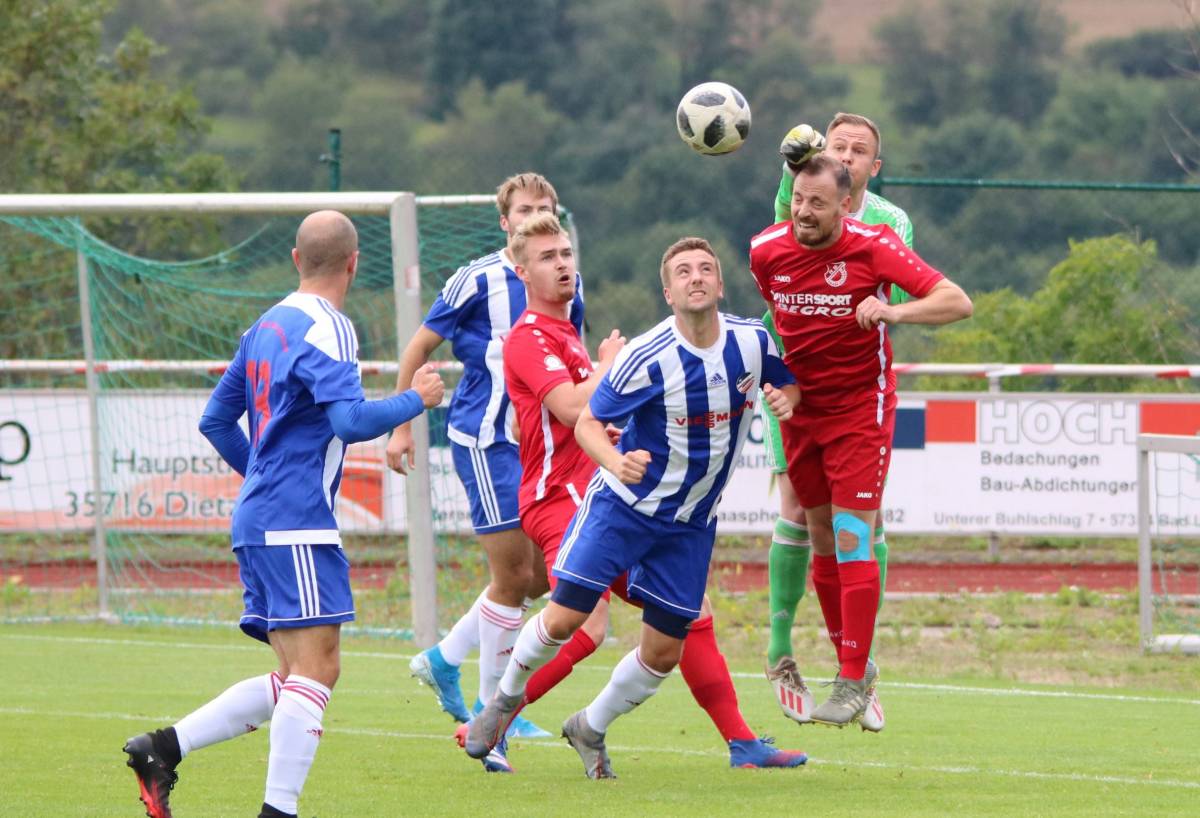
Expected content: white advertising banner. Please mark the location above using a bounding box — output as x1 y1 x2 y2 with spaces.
2 391 1198 536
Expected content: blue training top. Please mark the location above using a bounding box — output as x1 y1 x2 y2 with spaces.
201 291 423 548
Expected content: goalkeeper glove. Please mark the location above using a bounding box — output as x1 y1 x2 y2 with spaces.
780 124 826 171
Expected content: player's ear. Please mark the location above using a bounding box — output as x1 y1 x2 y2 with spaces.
870 158 882 178
291 247 302 275
662 285 672 306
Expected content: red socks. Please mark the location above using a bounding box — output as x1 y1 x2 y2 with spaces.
679 616 755 742
836 559 880 680
811 554 844 662
524 629 598 705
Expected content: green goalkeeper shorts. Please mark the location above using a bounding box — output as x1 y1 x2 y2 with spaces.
761 398 788 476
761 309 789 476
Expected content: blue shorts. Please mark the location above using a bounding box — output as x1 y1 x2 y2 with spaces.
552 480 716 619
450 441 521 534
236 544 356 644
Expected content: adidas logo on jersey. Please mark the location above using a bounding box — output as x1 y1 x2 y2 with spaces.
708 372 726 387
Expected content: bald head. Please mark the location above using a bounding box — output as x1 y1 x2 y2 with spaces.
294 210 358 279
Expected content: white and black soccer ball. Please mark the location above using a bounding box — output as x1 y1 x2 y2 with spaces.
676 82 751 156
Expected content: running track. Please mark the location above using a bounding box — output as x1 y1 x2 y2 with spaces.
2 559 1197 595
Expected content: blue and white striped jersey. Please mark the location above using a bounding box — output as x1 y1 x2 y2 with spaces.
588 313 794 525
423 248 585 449
207 292 365 548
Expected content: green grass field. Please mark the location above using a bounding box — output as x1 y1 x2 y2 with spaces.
2 620 1198 818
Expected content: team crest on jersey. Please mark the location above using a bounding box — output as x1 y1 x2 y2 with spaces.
735 372 755 394
543 354 565 371
825 262 848 288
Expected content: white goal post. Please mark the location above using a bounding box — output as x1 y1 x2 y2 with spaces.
1137 433 1200 654
0 192 441 645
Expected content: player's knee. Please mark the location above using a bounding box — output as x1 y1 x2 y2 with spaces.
808 520 836 555
639 640 683 674
490 561 534 602
543 606 584 641
833 512 872 563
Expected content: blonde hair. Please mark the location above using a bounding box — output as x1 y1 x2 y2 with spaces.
510 212 566 265
660 237 720 287
826 112 882 159
496 172 559 218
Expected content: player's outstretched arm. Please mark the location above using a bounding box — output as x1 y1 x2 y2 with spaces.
386 327 445 474
326 365 444 444
541 329 626 427
857 280 972 329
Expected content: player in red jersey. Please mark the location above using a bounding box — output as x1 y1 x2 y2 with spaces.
749 154 972 726
474 212 806 769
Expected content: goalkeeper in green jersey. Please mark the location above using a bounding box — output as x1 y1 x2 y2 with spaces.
762 112 912 733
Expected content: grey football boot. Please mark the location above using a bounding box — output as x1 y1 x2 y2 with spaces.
463 688 523 759
811 660 879 727
561 710 616 779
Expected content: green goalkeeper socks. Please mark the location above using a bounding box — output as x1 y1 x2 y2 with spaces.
874 531 888 612
868 532 889 664
767 518 811 665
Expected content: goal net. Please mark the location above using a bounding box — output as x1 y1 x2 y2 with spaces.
1137 433 1200 654
0 193 579 641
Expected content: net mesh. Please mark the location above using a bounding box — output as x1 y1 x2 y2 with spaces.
0 201 557 635
1144 444 1200 650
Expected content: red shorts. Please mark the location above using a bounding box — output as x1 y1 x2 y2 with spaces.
521 484 613 601
780 392 897 511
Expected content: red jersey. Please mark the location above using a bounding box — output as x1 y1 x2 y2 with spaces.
749 218 944 412
503 309 597 515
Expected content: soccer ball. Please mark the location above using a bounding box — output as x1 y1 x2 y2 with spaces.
676 82 751 156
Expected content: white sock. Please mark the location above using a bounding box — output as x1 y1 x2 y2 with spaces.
264 675 330 815
498 611 565 698
174 672 282 757
584 648 670 733
438 590 483 666
477 596 523 701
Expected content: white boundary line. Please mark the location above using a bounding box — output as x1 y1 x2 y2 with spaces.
4 633 1200 707
3 706 1196 791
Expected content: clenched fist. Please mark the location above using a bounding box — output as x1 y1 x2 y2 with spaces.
780 124 826 171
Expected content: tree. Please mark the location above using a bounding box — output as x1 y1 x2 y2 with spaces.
246 56 344 191
874 0 1064 129
0 0 233 195
1035 71 1166 179
1085 29 1200 79
920 235 1196 391
874 1 981 128
0 0 236 261
412 80 566 193
425 0 570 119
977 0 1065 122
